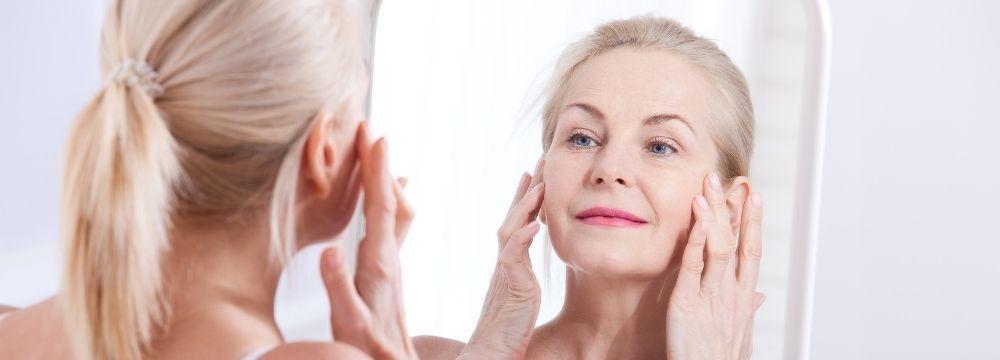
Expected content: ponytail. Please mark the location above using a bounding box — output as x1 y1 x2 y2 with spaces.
60 69 179 359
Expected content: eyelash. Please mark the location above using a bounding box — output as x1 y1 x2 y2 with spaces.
566 130 600 149
645 137 679 157
565 130 679 158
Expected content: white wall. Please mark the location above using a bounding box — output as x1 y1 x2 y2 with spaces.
810 1 1000 359
0 1 103 305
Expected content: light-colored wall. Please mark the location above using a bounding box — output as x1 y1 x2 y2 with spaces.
810 1 1000 359
3 1 997 359
0 1 102 305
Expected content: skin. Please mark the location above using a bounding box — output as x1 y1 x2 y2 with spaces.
0 85 418 359
417 47 765 359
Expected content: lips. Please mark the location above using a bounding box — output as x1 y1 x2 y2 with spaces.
574 206 648 227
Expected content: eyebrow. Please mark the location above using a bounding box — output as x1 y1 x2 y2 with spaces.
564 102 695 134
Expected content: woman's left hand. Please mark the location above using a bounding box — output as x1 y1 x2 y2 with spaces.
665 172 766 360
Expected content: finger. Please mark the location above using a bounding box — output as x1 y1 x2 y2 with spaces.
354 120 376 163
358 138 398 267
499 221 542 292
705 171 734 234
362 138 397 241
675 196 709 293
508 172 531 211
393 177 414 245
506 158 543 212
496 182 544 247
526 158 544 188
737 191 764 290
701 173 737 296
526 158 545 220
754 292 766 312
320 247 373 349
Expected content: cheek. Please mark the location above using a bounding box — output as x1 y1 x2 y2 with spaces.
540 150 587 227
642 170 705 236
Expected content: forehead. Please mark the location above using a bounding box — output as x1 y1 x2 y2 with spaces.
561 47 713 131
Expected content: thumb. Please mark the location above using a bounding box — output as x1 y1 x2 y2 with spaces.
320 246 372 350
499 221 542 295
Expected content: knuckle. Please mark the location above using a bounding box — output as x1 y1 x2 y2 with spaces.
499 250 523 266
741 245 762 260
369 202 396 218
496 228 511 241
709 250 734 262
335 316 370 337
682 258 705 273
725 238 739 253
358 259 400 282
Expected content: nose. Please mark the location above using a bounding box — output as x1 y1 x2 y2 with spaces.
589 146 634 188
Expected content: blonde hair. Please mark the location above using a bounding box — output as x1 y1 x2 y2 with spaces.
541 15 755 181
60 0 362 358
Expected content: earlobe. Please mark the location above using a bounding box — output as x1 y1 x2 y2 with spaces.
303 111 337 198
725 175 750 233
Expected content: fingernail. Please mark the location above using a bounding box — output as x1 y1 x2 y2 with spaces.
398 177 409 188
532 182 544 192
751 192 762 207
695 194 709 210
709 171 722 190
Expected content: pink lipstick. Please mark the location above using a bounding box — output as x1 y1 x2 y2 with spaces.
574 207 648 228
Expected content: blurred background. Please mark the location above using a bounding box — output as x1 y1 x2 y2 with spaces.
1 1 998 359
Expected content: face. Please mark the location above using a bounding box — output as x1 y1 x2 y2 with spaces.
542 48 720 279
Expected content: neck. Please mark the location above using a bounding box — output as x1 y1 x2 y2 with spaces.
161 214 284 335
543 266 681 359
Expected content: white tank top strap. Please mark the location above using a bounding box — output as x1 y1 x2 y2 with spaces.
240 345 275 360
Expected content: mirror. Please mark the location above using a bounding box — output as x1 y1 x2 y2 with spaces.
277 1 831 359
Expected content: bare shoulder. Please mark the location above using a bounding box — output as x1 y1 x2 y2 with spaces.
413 335 465 360
0 304 17 314
263 341 371 360
0 298 74 358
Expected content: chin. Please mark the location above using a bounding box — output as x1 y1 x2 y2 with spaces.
550 224 683 280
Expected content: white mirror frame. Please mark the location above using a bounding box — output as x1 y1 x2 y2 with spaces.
784 1 831 359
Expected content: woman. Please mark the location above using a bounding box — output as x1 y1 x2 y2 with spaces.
0 0 430 358
418 16 767 359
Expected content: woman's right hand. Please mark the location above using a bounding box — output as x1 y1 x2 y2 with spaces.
319 123 418 360
459 160 546 359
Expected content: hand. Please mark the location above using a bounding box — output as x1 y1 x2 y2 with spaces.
666 172 766 360
459 160 545 359
320 123 417 360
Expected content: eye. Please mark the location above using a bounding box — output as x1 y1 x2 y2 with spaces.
568 132 598 148
646 139 678 156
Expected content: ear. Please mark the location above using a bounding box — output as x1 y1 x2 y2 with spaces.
302 110 338 199
725 176 750 234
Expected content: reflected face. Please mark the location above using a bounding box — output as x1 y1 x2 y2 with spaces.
542 48 720 279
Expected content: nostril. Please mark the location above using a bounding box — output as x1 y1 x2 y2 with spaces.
595 178 604 184
616 178 626 185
